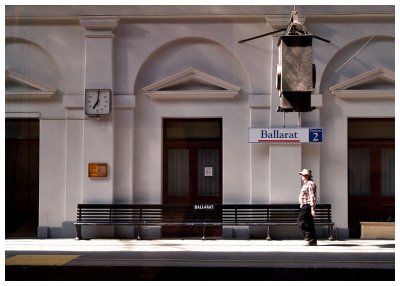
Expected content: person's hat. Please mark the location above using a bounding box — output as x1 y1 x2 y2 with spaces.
299 169 312 177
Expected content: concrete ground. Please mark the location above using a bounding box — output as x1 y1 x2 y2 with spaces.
4 238 396 281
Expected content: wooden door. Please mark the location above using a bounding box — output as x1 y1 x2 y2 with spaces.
163 118 222 237
5 119 39 238
348 141 395 237
348 118 395 238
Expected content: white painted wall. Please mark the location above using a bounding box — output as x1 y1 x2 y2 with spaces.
39 120 66 232
4 6 395 238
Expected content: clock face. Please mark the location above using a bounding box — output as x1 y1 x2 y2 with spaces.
85 89 111 115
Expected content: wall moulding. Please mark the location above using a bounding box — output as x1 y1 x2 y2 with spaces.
63 94 135 109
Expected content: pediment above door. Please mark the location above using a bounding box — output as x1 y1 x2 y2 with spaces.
5 69 57 101
329 67 394 100
143 68 240 100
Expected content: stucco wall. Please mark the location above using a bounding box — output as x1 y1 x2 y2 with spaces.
4 6 395 238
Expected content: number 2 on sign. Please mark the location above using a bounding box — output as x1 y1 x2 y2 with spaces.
312 132 319 142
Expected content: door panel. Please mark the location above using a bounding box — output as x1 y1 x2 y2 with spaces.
198 149 220 197
167 149 190 197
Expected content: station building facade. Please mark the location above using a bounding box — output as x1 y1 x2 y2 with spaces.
4 5 395 239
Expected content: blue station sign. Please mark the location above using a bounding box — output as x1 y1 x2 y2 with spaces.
249 128 323 143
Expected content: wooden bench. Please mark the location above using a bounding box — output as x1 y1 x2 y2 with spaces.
75 203 334 240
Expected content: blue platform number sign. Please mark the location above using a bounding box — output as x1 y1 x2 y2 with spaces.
309 128 323 143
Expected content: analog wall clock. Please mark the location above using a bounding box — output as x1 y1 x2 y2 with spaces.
85 89 112 116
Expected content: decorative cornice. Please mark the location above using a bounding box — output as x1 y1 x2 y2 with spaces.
79 17 119 30
331 90 394 100
146 90 238 100
265 14 305 30
79 17 119 38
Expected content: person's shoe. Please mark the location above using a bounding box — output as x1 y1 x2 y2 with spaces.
306 239 317 246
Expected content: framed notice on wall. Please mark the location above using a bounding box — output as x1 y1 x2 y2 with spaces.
88 163 108 178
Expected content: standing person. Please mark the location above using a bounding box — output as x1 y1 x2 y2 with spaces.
297 169 317 246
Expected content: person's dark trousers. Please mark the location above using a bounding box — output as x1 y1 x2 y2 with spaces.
297 204 316 242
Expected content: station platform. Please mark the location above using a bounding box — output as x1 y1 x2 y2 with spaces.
4 238 396 281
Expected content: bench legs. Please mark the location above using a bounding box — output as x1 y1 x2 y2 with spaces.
136 225 142 240
75 224 142 240
266 225 272 240
266 225 334 241
202 224 207 240
74 223 333 241
328 225 334 240
134 225 207 240
75 224 82 240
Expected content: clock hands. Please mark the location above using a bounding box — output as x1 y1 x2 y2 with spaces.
92 90 100 109
85 89 111 115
